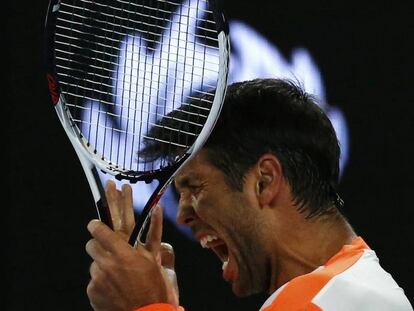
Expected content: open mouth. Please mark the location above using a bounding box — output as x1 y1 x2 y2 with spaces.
198 233 239 286
199 234 229 271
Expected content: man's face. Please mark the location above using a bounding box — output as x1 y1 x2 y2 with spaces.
174 151 270 297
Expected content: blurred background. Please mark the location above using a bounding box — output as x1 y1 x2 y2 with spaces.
6 1 413 310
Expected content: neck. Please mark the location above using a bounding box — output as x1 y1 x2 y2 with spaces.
266 208 356 294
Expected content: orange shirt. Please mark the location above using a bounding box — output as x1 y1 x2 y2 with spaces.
260 237 412 310
136 237 413 311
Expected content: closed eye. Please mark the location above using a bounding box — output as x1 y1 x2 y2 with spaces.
175 176 201 193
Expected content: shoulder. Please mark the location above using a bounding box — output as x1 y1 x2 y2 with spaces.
261 242 412 311
311 249 412 310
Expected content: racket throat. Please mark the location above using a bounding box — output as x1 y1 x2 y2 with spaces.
128 183 166 246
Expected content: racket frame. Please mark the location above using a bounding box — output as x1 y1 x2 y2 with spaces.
44 0 230 245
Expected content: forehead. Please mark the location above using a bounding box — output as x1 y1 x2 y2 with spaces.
174 151 216 184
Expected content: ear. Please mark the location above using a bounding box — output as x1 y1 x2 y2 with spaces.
254 154 283 207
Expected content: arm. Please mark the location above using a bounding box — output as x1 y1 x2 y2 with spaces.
86 180 180 311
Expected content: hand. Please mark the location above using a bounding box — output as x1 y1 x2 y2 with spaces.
85 181 179 311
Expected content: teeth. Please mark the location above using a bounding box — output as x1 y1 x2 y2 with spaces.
200 235 218 248
222 260 228 271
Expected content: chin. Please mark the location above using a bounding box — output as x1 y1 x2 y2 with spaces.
232 282 263 298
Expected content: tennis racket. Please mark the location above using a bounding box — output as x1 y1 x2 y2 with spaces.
44 0 229 245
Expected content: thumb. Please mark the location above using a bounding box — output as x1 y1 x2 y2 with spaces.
160 242 179 307
160 242 175 270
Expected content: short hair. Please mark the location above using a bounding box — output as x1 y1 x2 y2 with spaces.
141 78 344 218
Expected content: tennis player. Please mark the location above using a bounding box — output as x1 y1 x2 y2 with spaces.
85 79 413 311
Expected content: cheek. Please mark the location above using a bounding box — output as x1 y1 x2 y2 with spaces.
193 189 228 221
192 192 212 219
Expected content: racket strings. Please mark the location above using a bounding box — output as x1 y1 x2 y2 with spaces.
139 93 212 162
58 2 218 41
54 0 219 172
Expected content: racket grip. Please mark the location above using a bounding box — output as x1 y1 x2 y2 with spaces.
96 197 113 229
91 168 113 229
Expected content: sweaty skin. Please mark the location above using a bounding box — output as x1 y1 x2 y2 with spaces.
174 152 272 296
174 151 357 296
86 150 356 309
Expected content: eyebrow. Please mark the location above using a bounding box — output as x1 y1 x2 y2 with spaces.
174 175 197 189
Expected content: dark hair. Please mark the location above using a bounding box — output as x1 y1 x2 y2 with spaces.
141 78 343 218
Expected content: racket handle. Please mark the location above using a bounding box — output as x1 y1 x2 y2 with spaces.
91 168 113 229
95 196 113 229
127 162 183 246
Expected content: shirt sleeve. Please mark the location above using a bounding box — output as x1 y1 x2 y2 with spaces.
134 303 185 311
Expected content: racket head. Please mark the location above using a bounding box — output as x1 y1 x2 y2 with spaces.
44 0 230 183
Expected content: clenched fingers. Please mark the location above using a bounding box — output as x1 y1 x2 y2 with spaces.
87 219 131 256
85 238 109 266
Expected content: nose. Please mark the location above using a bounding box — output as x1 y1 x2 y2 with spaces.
176 194 197 226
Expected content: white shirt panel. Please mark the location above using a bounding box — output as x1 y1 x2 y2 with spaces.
312 250 413 311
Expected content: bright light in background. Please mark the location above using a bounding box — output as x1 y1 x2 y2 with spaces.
82 5 349 238
228 21 349 173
